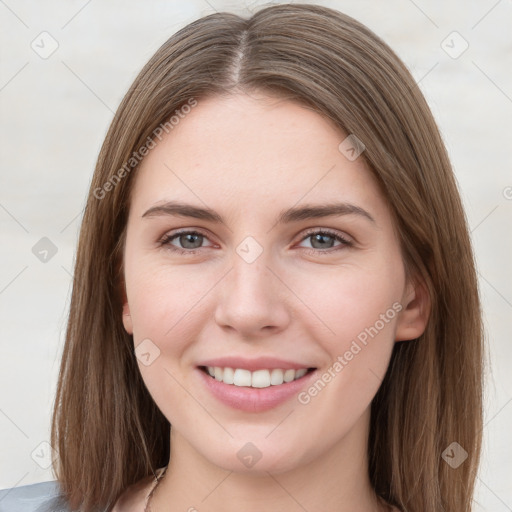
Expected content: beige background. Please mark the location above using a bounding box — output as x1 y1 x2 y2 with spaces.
0 0 511 509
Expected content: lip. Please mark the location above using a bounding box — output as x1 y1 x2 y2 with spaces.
198 356 314 371
197 366 318 413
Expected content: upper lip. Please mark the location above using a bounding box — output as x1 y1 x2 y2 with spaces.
198 356 316 371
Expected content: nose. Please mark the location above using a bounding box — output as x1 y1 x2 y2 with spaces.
214 248 291 339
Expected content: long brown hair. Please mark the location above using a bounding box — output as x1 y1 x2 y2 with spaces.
50 4 483 511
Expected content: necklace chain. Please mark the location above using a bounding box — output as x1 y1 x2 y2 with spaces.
144 466 168 512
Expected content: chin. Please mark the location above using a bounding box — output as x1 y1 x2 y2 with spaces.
199 437 310 475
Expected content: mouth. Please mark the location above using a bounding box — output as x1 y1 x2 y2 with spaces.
196 356 319 412
199 366 316 388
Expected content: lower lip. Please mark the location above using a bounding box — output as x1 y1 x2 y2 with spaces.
197 368 317 412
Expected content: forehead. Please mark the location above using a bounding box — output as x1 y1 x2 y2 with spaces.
130 92 386 220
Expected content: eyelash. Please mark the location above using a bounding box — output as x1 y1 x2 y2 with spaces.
158 228 353 256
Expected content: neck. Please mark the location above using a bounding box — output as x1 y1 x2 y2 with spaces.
151 408 385 512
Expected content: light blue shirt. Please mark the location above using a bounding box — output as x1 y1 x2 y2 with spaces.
0 481 73 512
1 468 165 511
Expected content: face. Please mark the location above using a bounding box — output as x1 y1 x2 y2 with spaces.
121 92 427 474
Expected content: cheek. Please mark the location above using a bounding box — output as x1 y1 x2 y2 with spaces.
124 260 214 426
125 257 215 354
286 268 403 439
289 260 404 348
285 265 404 418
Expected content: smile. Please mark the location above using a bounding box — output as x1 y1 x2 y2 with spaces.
202 366 314 388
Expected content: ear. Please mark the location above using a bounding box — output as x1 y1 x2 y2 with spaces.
395 275 430 342
121 288 133 335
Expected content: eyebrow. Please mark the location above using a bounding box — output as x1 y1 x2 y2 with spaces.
142 200 375 225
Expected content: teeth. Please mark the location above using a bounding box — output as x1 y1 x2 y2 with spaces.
251 369 270 388
270 368 284 385
233 369 252 387
283 369 295 383
206 366 310 388
223 367 234 384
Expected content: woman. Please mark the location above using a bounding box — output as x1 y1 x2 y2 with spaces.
1 3 483 511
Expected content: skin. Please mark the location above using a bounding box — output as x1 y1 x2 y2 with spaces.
116 92 429 512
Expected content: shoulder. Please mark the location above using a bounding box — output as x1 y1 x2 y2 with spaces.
0 471 161 512
0 480 71 512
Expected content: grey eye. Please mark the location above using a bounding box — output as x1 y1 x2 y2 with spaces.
177 233 204 249
309 233 336 249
